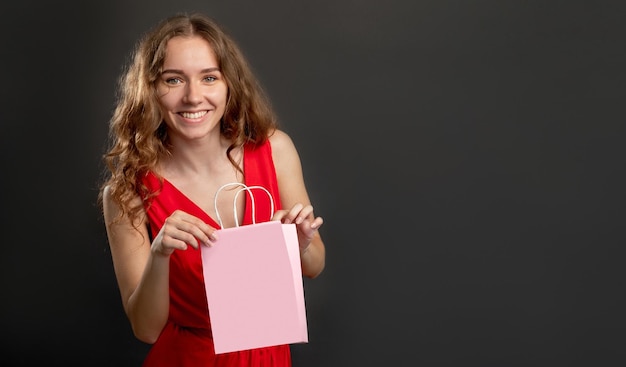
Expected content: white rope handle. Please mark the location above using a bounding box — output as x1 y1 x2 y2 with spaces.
214 183 246 229
233 185 274 227
214 182 275 228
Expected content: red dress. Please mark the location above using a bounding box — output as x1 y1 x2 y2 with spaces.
139 141 291 366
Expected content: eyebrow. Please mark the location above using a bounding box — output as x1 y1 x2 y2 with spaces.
161 67 221 74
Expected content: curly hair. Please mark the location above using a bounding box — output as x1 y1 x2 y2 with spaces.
98 12 278 226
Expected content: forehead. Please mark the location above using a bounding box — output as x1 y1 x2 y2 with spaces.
163 35 218 68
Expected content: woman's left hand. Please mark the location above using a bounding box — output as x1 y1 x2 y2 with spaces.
271 203 323 254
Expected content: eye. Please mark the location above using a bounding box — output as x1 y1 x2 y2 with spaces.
204 76 217 83
165 77 183 85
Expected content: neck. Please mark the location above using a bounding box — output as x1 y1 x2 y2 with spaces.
160 134 241 178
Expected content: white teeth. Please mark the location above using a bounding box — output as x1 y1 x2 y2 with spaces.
180 111 207 119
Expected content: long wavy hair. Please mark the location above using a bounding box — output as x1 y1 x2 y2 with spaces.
98 12 277 226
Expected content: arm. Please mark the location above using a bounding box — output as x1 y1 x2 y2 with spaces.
270 130 326 278
102 186 217 343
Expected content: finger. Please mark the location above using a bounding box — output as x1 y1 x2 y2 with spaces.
310 216 323 229
186 217 219 244
294 205 314 224
165 215 215 248
151 231 189 256
284 203 304 224
175 211 219 244
163 223 203 250
271 209 288 222
161 233 193 251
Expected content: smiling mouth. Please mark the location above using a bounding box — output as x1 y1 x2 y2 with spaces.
180 111 208 119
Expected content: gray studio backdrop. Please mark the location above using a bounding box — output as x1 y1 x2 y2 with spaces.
1 1 625 366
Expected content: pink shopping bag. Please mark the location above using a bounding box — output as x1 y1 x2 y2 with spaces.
201 183 308 354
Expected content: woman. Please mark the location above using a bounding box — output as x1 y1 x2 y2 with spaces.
98 12 325 366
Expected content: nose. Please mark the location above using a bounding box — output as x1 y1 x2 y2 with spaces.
183 82 202 104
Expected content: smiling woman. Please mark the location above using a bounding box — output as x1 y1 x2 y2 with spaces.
97 12 326 367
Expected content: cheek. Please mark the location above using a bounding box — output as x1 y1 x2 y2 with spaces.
156 83 170 98
209 86 229 107
158 89 179 111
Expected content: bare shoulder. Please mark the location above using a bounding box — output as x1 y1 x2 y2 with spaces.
102 184 142 207
102 184 145 227
102 184 123 227
102 184 112 201
102 184 115 211
268 129 296 154
268 129 301 170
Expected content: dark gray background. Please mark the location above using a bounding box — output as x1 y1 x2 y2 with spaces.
1 1 625 366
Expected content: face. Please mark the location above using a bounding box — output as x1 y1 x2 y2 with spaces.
156 35 228 142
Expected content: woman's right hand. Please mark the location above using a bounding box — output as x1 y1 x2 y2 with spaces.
151 210 218 256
